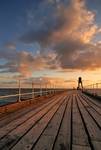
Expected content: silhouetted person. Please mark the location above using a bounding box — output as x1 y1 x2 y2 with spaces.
77 77 83 90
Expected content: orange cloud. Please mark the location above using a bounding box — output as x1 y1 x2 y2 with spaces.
1 0 101 78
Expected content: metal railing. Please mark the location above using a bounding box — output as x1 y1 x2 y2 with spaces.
83 82 101 96
0 88 65 106
0 78 67 106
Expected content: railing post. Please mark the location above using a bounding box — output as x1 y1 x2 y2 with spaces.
40 82 42 96
18 79 21 102
32 82 34 99
96 83 98 95
45 83 47 96
50 83 51 95
53 84 55 94
93 84 95 95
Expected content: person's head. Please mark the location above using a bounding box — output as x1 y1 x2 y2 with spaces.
78 77 82 83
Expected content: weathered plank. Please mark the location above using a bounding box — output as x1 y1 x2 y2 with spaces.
81 94 101 114
72 95 90 147
72 145 91 150
10 96 67 150
0 95 66 150
0 95 61 139
33 99 68 150
77 95 101 150
80 96 101 127
0 94 61 127
0 90 100 150
53 96 72 150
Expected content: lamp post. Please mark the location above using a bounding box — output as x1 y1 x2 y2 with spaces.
40 78 42 96
32 81 34 99
53 84 54 94
18 79 21 102
50 83 51 95
45 83 47 96
95 83 98 95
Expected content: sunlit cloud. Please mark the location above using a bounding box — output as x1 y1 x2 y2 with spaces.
19 0 101 72
0 47 59 77
0 0 101 81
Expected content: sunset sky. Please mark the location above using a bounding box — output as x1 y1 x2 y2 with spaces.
0 0 101 88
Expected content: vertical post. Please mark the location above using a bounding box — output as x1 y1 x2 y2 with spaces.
18 79 21 102
93 84 94 95
50 83 51 95
96 83 98 95
55 84 56 93
32 82 34 99
45 83 47 96
55 85 56 93
48 83 49 95
40 82 42 96
53 84 55 94
54 84 55 94
53 84 54 94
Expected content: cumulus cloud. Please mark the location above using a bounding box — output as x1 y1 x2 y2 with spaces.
19 0 101 71
20 0 98 44
1 0 101 79
0 47 59 77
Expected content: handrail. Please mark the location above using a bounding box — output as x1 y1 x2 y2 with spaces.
84 82 101 88
0 88 64 102
0 90 52 99
83 82 101 96
0 78 67 105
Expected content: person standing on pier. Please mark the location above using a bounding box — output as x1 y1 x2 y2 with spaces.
77 77 83 90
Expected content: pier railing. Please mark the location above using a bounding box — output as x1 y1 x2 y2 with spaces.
83 82 101 97
0 88 63 103
0 78 66 106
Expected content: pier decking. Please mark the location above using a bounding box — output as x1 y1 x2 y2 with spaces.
0 91 100 150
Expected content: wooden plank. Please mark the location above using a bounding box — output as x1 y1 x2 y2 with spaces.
53 96 72 150
82 94 101 108
77 95 101 150
93 141 101 150
33 99 68 150
72 96 90 147
0 95 61 139
0 95 66 150
0 103 37 127
0 94 61 127
87 107 101 126
9 96 67 150
81 94 101 114
82 94 101 107
72 145 91 150
80 97 101 127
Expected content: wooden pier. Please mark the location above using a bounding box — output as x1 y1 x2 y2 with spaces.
0 91 100 150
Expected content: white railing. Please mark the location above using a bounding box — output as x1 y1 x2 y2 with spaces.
0 78 67 106
0 88 65 106
83 82 101 96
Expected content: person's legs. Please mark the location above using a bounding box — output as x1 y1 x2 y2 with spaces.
78 81 80 89
81 82 83 89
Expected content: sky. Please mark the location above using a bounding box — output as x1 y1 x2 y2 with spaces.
0 0 101 88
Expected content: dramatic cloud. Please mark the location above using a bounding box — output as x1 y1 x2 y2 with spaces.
0 47 59 77
1 0 101 79
19 0 101 71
